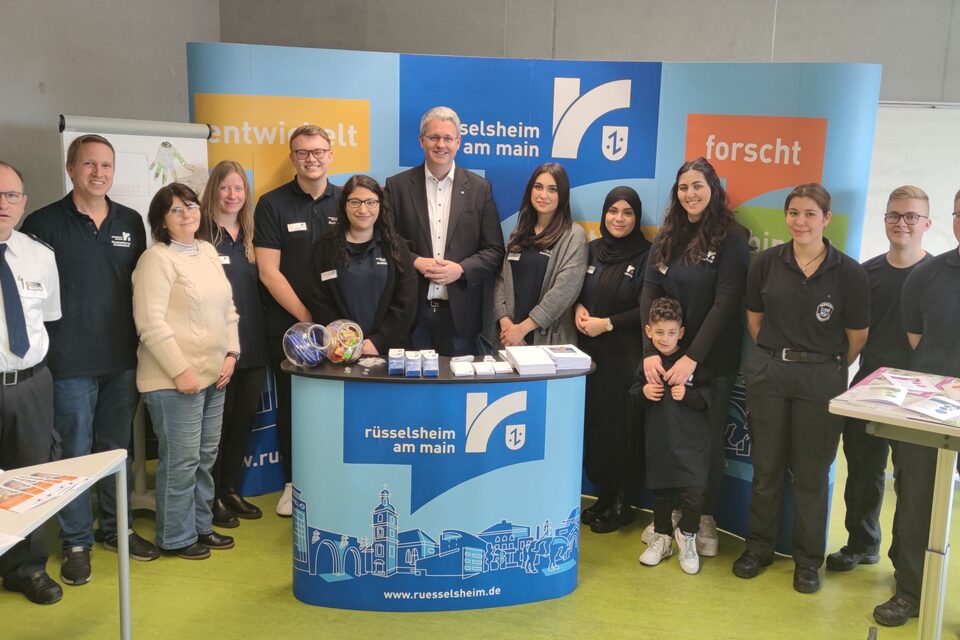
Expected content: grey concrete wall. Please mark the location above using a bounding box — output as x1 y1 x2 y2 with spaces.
220 0 960 102
0 0 220 209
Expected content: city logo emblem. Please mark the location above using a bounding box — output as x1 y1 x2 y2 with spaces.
551 77 631 160
816 301 834 322
465 391 527 453
506 424 525 450
601 125 628 161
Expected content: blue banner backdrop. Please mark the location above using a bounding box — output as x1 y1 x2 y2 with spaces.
188 43 882 553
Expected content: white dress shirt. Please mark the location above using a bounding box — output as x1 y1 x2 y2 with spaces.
0 230 62 370
424 162 455 301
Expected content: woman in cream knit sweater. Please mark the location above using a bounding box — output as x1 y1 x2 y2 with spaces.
133 183 240 559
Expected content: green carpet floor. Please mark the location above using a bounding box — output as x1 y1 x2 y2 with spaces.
5 460 959 640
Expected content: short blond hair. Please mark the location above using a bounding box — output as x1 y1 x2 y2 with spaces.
887 185 929 206
288 124 331 151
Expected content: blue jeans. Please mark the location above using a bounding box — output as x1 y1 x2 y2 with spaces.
143 386 225 550
54 369 139 549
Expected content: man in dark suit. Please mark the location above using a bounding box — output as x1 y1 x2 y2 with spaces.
385 106 504 356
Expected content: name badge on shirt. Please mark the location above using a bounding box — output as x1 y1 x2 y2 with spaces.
507 252 521 262
19 280 47 298
658 264 669 275
287 222 308 232
320 270 338 281
624 265 636 278
375 257 388 267
586 265 596 275
327 216 339 225
539 249 552 257
219 255 231 265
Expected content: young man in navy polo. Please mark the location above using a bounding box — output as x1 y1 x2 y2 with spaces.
253 124 341 516
21 135 157 588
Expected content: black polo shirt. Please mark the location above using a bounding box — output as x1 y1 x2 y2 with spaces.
510 243 551 343
339 238 389 336
902 247 960 377
253 178 341 335
214 226 268 369
20 193 146 378
746 239 869 357
853 252 932 383
643 229 749 374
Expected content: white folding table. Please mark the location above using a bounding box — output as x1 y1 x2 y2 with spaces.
830 397 958 640
0 450 131 640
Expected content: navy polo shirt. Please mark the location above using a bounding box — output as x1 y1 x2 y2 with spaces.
339 239 389 336
746 239 869 357
214 226 268 369
20 193 146 378
902 247 960 377
853 252 932 382
253 178 341 335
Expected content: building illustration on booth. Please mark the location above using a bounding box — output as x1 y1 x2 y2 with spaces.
293 486 579 581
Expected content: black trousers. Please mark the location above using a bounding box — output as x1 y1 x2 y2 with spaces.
653 486 705 535
212 366 267 496
838 417 889 554
744 350 846 568
0 366 58 579
703 372 736 516
266 335 292 483
888 440 936 607
411 300 475 357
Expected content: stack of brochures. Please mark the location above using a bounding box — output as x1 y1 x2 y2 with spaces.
831 367 960 427
504 346 556 376
540 344 592 370
0 472 87 514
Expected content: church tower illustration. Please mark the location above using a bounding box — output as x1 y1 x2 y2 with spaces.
371 486 398 576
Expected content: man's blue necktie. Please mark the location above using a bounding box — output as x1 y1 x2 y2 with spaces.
0 244 30 358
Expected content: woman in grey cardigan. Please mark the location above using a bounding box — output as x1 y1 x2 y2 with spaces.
493 163 587 348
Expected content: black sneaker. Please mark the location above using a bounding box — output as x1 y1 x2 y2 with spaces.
826 546 880 571
60 546 91 586
104 530 161 562
2 571 63 605
873 595 920 627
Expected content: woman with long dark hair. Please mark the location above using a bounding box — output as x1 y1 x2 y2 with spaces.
308 174 416 353
638 157 750 555
492 163 587 348
575 186 651 533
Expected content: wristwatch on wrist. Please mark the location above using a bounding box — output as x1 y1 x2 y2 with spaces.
605 319 614 333
226 351 241 360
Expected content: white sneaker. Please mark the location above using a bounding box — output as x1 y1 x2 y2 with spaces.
697 515 719 557
641 509 682 545
675 529 700 574
639 532 674 566
276 483 293 517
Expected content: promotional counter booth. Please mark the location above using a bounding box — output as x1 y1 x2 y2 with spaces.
284 358 592 611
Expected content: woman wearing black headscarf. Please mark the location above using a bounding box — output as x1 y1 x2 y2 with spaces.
575 186 652 533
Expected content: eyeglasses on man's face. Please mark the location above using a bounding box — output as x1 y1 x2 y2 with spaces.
293 148 331 161
0 191 25 204
883 212 927 225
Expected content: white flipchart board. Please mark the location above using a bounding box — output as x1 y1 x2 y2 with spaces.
861 104 960 261
59 115 210 242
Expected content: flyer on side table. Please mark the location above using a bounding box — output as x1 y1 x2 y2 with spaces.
833 367 960 427
0 472 88 513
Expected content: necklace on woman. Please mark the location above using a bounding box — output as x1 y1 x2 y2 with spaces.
796 245 826 274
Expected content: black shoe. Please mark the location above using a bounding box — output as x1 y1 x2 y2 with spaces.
162 542 211 560
60 546 91 586
793 565 820 593
103 530 161 562
212 498 240 529
3 571 63 605
580 494 614 526
222 492 263 520
197 531 235 550
873 595 919 626
825 546 880 571
589 496 635 534
732 550 772 579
